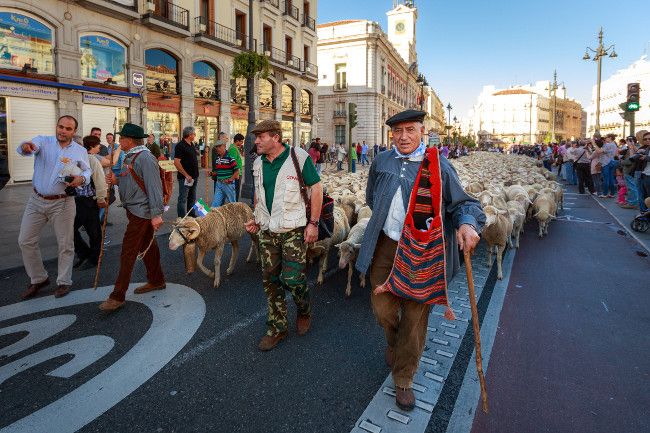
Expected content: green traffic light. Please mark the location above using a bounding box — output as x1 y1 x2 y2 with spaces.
627 102 640 111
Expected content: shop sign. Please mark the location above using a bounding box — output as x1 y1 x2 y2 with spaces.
0 81 57 100
132 72 144 88
147 98 180 113
82 93 130 107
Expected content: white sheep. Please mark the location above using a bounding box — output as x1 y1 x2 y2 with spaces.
335 217 370 297
482 205 513 280
307 207 349 286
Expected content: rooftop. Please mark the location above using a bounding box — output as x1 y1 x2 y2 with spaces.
317 20 363 28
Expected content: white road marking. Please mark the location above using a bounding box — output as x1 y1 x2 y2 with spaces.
601 301 609 312
0 315 77 358
0 283 205 433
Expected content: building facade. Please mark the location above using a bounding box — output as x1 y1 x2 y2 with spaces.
316 1 441 148
467 81 583 146
586 55 650 137
0 0 318 183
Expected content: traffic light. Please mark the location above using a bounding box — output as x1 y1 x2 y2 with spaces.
627 82 640 111
348 102 358 129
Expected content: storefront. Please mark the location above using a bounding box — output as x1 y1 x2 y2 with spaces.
281 119 294 145
299 122 312 146
230 104 249 137
146 95 181 156
193 61 220 166
81 93 128 137
0 81 58 182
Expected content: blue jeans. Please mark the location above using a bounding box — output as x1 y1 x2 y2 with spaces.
351 160 356 173
562 161 576 184
316 163 322 175
601 161 617 196
361 154 369 165
177 179 197 217
212 181 236 208
234 178 241 202
337 160 343 171
624 174 638 205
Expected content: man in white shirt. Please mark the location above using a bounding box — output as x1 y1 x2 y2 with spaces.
17 116 91 299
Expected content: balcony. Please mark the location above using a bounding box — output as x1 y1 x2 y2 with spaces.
333 110 347 118
333 83 348 92
142 0 190 37
194 17 255 54
75 0 140 20
283 1 299 21
302 61 318 80
261 44 301 73
260 0 279 7
302 13 316 31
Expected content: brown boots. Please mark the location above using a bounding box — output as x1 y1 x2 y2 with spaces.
258 332 287 351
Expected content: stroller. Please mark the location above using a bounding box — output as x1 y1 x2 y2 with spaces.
630 198 650 233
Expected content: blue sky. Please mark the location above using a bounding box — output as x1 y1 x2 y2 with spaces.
318 0 650 119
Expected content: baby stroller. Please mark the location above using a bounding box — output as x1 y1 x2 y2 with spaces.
630 198 650 233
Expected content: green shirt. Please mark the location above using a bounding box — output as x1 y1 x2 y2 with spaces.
349 145 358 160
261 145 320 212
227 144 243 171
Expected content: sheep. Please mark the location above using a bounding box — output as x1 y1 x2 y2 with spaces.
481 205 513 280
532 193 557 238
307 207 349 286
335 217 370 297
168 202 258 288
357 205 372 221
506 200 526 248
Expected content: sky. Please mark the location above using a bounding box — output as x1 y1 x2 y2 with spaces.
318 0 650 120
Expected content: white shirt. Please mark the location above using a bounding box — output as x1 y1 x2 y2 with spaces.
382 150 425 241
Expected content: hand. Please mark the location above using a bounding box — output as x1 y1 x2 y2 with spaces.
151 216 163 231
244 219 260 235
66 175 84 188
97 199 108 208
106 172 116 185
457 224 480 253
185 175 193 183
304 223 318 243
21 142 37 154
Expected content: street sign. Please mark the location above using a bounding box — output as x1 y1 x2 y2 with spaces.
132 72 144 88
428 133 441 147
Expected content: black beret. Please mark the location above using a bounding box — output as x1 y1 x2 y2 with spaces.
385 109 426 127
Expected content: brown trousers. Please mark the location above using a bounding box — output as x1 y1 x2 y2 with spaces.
370 232 431 389
109 210 165 302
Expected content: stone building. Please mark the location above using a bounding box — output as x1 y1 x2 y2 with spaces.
316 1 440 148
0 0 318 183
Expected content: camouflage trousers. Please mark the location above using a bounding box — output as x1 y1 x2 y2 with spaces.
258 228 311 336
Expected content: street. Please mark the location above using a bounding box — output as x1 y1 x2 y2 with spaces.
1 180 648 433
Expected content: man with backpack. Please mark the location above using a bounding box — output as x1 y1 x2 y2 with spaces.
99 123 166 312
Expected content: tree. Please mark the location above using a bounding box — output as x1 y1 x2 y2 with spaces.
231 51 271 200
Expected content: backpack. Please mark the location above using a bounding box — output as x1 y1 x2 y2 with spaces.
128 151 172 206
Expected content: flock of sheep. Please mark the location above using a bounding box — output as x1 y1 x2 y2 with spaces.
168 151 565 292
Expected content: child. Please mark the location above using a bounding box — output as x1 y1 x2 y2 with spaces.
615 167 627 206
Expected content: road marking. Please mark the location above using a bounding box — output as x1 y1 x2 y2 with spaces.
601 301 609 312
0 283 205 433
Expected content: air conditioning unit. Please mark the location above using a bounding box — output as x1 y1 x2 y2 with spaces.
145 1 156 12
199 23 207 32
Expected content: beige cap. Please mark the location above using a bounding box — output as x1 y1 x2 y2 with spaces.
251 120 281 135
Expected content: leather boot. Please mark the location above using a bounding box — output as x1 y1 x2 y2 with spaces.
296 314 311 336
134 282 166 294
20 278 50 299
258 331 287 351
395 387 415 411
54 285 71 298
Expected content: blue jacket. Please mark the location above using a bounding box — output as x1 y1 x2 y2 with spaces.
356 149 486 282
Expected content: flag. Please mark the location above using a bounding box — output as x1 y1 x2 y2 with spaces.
192 199 210 217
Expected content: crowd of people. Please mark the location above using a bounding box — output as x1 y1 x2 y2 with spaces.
510 131 650 214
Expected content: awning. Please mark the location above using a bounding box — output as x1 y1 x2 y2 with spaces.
0 74 141 98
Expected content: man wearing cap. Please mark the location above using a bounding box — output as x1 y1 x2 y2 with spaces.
210 139 239 207
244 119 323 351
357 109 485 411
99 123 165 311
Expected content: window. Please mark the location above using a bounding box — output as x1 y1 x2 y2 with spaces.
285 36 293 61
145 49 178 94
231 77 247 104
80 35 126 85
263 25 272 52
303 45 309 64
281 84 294 113
259 79 275 109
335 125 346 145
235 11 246 37
0 11 54 74
335 63 346 90
300 89 312 115
193 61 220 100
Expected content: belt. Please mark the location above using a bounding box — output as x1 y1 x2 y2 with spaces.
33 188 67 200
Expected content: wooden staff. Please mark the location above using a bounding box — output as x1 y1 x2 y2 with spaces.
464 250 489 413
204 144 211 204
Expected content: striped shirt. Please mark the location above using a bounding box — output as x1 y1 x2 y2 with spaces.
212 154 238 181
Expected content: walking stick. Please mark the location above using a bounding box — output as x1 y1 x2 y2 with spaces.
464 249 489 413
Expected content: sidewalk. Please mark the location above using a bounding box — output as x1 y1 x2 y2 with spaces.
0 174 215 272
589 193 650 253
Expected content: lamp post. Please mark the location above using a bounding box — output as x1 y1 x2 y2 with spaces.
582 28 617 136
446 103 452 145
545 70 564 142
453 115 458 144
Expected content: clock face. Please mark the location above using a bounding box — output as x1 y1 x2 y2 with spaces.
395 22 405 33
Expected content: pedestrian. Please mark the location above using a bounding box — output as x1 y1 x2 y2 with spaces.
350 142 357 173
17 115 92 299
99 123 165 311
308 141 321 174
600 133 618 197
632 130 650 212
73 135 108 271
174 126 199 217
573 139 594 194
361 141 369 166
358 109 484 411
329 142 336 165
619 143 638 208
228 133 244 201
146 133 162 159
356 142 362 161
373 143 379 159
591 137 606 197
244 120 322 351
615 166 628 206
211 141 239 207
337 143 347 171
318 142 328 171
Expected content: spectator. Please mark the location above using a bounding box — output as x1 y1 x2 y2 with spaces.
619 142 638 208
349 142 358 173
615 166 628 206
146 133 162 159
573 140 594 194
337 143 347 171
361 141 369 166
318 142 328 172
600 133 618 198
373 143 379 159
174 126 199 217
590 139 604 196
211 141 239 207
633 130 650 212
441 143 449 158
308 142 321 174
228 133 244 201
356 142 362 160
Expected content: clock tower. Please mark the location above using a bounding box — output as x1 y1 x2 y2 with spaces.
386 0 418 65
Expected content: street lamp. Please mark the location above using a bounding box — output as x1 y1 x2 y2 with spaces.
582 28 617 135
453 115 458 144
446 103 452 145
545 70 565 142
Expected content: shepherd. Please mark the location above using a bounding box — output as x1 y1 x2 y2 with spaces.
357 109 486 411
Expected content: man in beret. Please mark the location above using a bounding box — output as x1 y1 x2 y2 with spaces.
358 109 485 411
99 123 166 312
244 120 323 351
